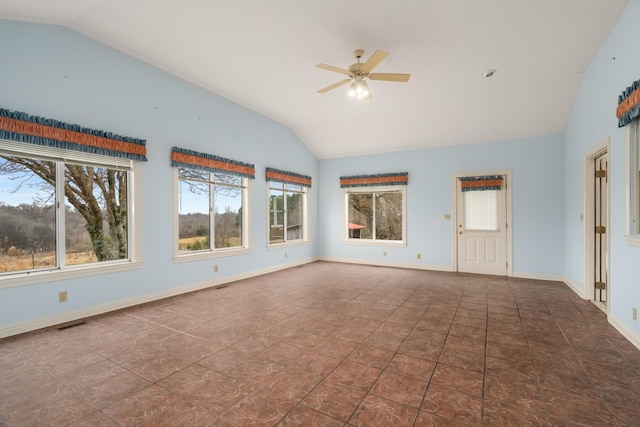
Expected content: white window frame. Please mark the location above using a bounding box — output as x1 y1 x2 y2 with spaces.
0 140 142 289
343 185 407 247
626 119 640 246
266 181 308 249
173 168 251 261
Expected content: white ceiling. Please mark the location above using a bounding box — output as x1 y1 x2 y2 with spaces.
0 0 629 159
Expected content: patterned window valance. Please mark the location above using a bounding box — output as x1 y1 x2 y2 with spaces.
171 147 255 178
0 108 147 161
266 167 312 188
460 175 503 192
340 172 408 188
617 78 640 127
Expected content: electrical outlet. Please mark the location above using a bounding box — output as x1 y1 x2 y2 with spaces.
285 252 288 258
444 214 451 220
417 253 422 260
634 307 638 321
214 265 218 273
383 251 387 257
59 291 68 303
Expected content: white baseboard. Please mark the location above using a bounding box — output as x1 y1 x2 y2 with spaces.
511 272 565 282
608 313 640 351
563 278 587 299
317 256 455 272
0 257 318 339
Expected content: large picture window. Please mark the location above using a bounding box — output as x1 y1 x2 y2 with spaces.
177 169 248 255
0 141 137 277
345 186 406 244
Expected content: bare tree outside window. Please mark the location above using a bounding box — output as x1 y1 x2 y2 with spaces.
348 190 403 241
0 154 129 273
178 169 244 252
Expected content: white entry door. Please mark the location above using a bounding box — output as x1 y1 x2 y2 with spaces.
456 174 508 276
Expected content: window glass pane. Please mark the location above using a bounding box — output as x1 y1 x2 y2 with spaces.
0 155 57 273
178 174 211 252
286 191 303 241
464 190 498 231
269 181 284 190
375 191 403 240
286 184 303 192
214 179 243 248
179 168 208 182
348 193 373 239
65 165 129 265
269 189 285 243
214 173 241 186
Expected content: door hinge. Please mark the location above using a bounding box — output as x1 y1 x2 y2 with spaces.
595 281 606 290
595 169 607 178
595 226 606 234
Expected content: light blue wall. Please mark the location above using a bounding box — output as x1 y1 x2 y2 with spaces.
3 2 640 344
318 135 565 277
0 21 318 327
564 0 640 337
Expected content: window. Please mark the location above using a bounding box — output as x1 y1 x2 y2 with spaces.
268 182 307 245
0 140 139 279
177 169 248 256
627 118 640 245
463 190 498 231
345 186 406 245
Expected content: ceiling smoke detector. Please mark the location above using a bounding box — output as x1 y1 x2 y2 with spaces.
483 69 496 78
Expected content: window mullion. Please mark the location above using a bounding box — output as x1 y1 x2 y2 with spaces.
283 191 288 243
210 179 216 250
56 162 66 269
372 192 377 241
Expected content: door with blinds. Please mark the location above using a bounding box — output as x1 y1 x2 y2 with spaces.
456 174 508 275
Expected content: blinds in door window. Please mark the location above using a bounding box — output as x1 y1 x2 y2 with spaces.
464 190 498 231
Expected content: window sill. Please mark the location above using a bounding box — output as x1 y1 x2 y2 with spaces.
626 235 640 247
0 261 143 289
174 247 251 263
267 240 308 250
344 239 407 248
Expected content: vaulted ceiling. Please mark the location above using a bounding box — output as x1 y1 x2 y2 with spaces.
0 0 629 158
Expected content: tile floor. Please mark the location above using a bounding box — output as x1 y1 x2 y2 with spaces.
1 261 640 426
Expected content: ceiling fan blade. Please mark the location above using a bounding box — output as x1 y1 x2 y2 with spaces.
316 63 352 76
368 73 411 82
360 50 388 74
317 79 351 94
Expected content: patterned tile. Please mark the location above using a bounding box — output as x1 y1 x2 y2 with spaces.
1 262 640 426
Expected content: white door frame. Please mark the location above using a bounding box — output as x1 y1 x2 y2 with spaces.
452 170 513 276
584 138 610 313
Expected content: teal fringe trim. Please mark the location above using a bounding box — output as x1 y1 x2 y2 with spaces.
171 147 255 179
460 175 503 192
340 172 408 188
0 108 147 161
618 79 640 127
265 167 312 188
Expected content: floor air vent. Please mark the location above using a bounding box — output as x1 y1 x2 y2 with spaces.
57 321 87 330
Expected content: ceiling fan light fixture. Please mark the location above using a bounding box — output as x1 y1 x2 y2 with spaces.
348 81 357 97
357 80 370 99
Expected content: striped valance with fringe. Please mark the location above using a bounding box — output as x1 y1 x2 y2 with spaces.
171 147 255 179
460 175 503 192
617 78 640 127
340 172 408 188
265 167 312 188
0 108 147 161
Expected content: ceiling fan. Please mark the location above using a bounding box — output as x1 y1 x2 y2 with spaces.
316 49 410 100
